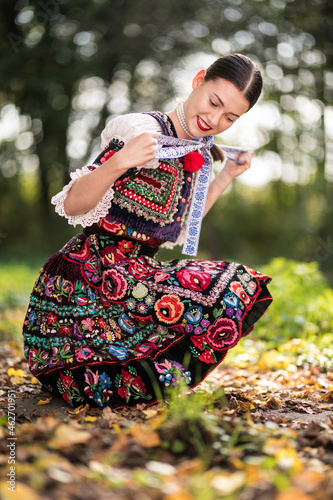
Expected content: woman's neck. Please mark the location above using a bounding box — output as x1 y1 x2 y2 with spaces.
166 109 194 140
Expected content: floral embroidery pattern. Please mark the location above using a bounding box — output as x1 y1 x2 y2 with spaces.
177 269 212 292
57 370 85 405
116 367 151 403
154 359 191 387
84 368 113 407
206 318 239 350
154 295 184 325
102 269 127 301
23 223 272 409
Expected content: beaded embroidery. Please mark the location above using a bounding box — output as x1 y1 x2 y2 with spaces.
112 162 182 226
104 112 195 242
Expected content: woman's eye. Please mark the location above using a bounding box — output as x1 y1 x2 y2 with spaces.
226 116 234 123
210 100 217 107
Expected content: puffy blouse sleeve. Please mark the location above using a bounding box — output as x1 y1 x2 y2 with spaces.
51 113 163 227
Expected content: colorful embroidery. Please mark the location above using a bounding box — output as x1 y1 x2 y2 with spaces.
22 111 273 409
154 359 192 387
116 367 151 403
84 368 113 407
98 112 196 243
57 370 85 405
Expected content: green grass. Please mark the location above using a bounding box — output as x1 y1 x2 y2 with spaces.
0 262 41 308
0 261 42 339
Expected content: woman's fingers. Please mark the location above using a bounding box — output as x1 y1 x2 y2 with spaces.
237 149 253 166
223 149 254 179
118 131 160 169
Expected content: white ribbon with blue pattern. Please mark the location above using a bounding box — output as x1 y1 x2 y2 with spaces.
155 134 214 257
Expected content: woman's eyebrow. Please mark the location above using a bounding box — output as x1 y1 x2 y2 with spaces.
213 92 240 117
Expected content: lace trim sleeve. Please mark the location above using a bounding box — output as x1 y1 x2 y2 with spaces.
51 165 115 228
51 113 163 228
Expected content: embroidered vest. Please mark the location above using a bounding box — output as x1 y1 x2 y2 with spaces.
92 112 196 243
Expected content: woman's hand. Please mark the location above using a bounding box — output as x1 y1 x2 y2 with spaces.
116 131 159 171
221 149 254 181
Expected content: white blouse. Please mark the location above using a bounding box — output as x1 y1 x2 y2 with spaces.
51 112 215 250
51 113 163 229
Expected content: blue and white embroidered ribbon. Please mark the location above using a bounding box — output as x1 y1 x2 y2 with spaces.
155 134 214 257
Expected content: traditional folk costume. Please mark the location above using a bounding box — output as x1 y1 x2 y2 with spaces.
22 111 272 409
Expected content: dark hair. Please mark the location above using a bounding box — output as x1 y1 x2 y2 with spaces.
205 53 263 162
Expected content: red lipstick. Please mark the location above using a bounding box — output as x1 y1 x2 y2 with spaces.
197 116 212 131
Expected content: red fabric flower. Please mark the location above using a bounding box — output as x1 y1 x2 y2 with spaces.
183 152 204 172
60 372 72 388
101 269 127 301
118 240 134 254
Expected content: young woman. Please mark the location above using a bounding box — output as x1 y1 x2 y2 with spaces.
23 53 272 409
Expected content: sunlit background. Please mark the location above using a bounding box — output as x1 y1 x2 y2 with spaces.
0 0 332 282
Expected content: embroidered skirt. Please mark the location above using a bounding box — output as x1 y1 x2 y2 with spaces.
22 229 273 409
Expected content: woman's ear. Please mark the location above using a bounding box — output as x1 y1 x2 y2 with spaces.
192 69 207 89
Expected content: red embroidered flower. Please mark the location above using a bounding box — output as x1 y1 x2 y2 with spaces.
154 294 184 325
198 349 215 364
121 369 133 386
47 312 58 325
231 281 250 304
118 386 130 399
176 270 212 292
206 318 239 351
60 372 72 388
59 324 71 335
102 269 127 301
62 391 71 403
183 152 204 172
99 218 124 233
190 334 206 350
132 375 146 393
118 240 134 254
100 150 117 163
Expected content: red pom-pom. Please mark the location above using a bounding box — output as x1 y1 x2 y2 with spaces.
183 152 205 172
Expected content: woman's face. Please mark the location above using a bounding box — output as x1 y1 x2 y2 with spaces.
184 70 250 137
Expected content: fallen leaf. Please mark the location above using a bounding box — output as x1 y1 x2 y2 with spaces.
275 446 303 473
143 408 159 418
321 391 333 402
84 415 99 422
211 471 246 494
276 488 313 500
37 397 53 405
265 396 284 409
0 481 40 500
130 423 161 448
257 350 288 370
7 367 25 384
66 404 90 415
48 423 91 449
